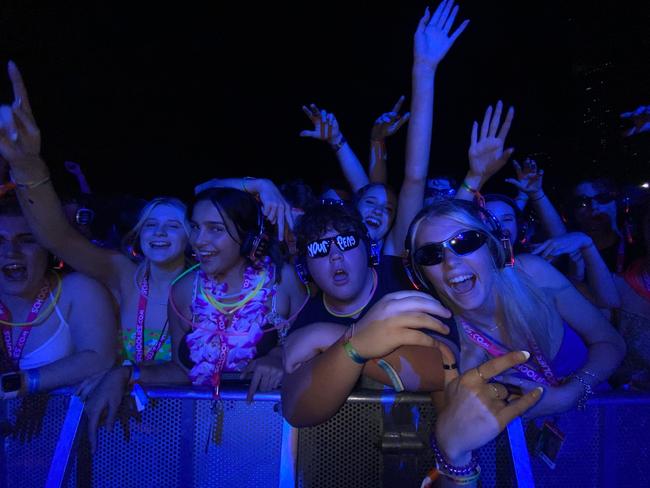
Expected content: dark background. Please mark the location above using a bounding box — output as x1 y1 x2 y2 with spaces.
0 1 648 202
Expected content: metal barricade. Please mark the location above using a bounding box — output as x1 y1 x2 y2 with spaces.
1 386 649 488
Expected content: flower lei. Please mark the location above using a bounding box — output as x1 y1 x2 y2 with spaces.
186 257 277 391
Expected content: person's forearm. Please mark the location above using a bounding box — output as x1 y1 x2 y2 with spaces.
404 65 436 184
368 140 387 184
528 191 567 237
333 139 370 192
581 243 621 308
29 350 115 393
14 158 88 255
75 173 91 194
282 337 363 427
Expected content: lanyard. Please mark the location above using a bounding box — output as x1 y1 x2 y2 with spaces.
0 281 51 369
135 270 168 362
460 319 560 387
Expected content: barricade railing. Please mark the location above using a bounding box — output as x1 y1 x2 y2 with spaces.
1 386 649 487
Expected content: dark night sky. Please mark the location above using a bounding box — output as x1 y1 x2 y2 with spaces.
0 1 648 202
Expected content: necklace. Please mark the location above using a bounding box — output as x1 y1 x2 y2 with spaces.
322 268 378 318
199 269 267 316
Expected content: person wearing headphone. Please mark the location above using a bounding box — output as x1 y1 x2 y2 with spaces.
406 199 625 419
80 188 307 453
281 201 459 427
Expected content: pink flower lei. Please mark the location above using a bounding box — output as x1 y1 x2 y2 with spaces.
186 257 279 390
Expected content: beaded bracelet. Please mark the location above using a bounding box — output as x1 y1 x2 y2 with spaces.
569 372 594 410
430 434 480 482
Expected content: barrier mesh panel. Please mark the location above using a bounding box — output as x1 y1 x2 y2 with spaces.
3 394 69 488
297 399 508 488
84 397 184 488
192 399 283 487
3 392 650 487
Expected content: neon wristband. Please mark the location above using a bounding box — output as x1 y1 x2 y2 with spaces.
343 340 367 364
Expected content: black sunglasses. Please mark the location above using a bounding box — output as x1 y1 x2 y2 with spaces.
414 230 488 266
573 192 615 208
306 233 360 258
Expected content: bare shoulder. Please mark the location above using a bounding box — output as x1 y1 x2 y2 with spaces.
60 271 112 300
170 267 197 308
516 253 572 291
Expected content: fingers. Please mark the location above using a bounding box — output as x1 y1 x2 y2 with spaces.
246 368 262 403
417 6 431 34
86 403 104 454
430 0 448 27
442 5 459 35
470 120 478 147
0 106 18 142
488 101 503 138
480 105 493 140
497 386 543 426
448 19 469 44
391 95 405 114
381 290 452 318
436 0 454 29
497 106 515 141
504 178 525 191
393 112 410 132
472 350 530 384
7 61 33 116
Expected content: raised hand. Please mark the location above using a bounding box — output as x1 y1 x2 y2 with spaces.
255 178 294 241
299 103 343 145
620 104 650 137
0 61 41 164
467 101 515 184
531 232 593 261
370 96 410 141
64 160 83 176
413 0 469 69
505 157 544 196
434 351 543 464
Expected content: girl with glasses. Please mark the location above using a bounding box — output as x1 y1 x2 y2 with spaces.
408 199 625 419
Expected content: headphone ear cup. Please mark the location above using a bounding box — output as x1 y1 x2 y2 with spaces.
368 239 380 267
295 258 310 284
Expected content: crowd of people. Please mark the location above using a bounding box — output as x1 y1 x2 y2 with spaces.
0 1 647 485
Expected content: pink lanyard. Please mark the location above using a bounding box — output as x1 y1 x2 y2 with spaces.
210 315 230 399
0 281 51 369
135 271 168 363
460 319 560 387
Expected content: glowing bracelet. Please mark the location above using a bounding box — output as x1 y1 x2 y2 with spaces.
343 340 367 364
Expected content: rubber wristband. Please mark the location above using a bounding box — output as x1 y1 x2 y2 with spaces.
343 340 367 364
